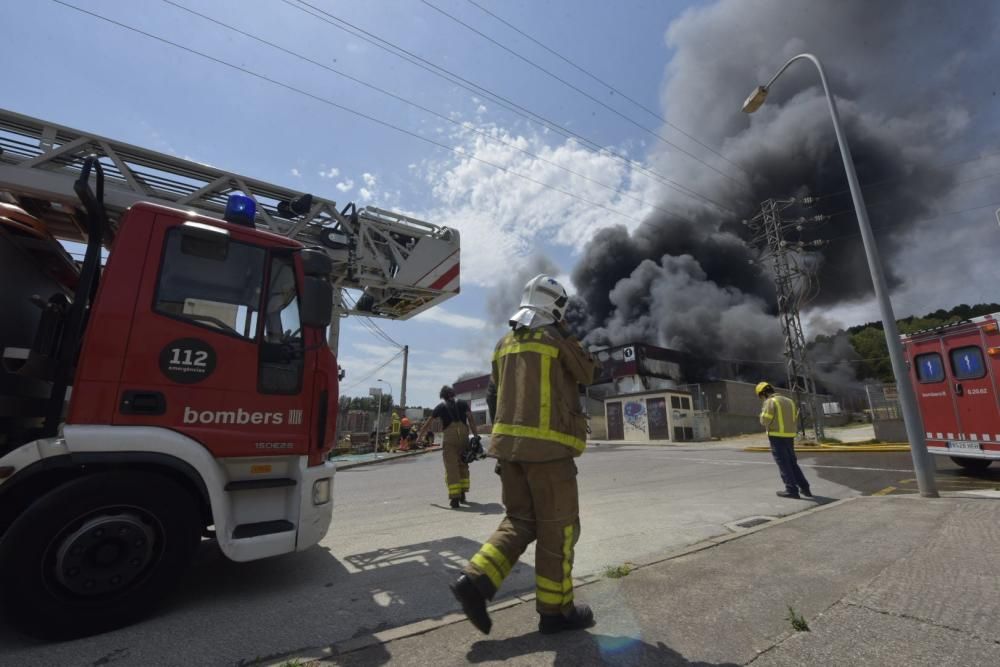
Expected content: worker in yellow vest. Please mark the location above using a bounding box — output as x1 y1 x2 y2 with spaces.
449 275 597 636
389 412 401 451
756 382 812 499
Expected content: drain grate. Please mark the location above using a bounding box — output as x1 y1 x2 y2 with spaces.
735 517 772 529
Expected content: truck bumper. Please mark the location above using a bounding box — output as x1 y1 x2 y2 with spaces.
296 459 335 551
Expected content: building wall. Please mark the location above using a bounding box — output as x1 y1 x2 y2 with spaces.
603 390 697 442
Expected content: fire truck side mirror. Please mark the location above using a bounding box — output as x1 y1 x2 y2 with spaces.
301 277 333 329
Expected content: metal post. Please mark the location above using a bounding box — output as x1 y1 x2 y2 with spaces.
377 378 392 455
751 54 937 496
400 345 409 409
327 289 342 354
374 390 382 459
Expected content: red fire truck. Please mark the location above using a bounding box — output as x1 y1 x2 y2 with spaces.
0 110 460 638
902 314 1000 471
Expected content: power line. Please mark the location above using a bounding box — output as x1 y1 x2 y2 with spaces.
822 200 1000 245
462 0 748 178
51 1 656 227
342 291 403 348
813 148 1000 203
282 0 736 214
342 348 404 392
157 0 703 221
421 0 749 188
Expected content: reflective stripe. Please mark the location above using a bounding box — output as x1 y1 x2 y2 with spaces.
766 396 798 438
471 553 503 589
480 543 512 578
760 411 773 418
493 342 560 361
491 423 586 453
536 574 566 593
460 478 470 490
540 355 552 431
536 589 564 606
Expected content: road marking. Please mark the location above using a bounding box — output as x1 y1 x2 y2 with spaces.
665 456 913 474
871 486 897 496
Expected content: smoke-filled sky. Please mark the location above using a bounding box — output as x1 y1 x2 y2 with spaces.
6 0 998 403
567 0 1000 377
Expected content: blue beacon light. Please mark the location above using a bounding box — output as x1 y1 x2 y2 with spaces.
224 193 257 227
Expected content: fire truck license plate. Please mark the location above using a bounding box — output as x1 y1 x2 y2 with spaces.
948 440 982 451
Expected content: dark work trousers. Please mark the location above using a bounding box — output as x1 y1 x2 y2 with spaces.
768 435 810 493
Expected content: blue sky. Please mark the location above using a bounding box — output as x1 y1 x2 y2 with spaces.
6 1 999 406
3 0 690 407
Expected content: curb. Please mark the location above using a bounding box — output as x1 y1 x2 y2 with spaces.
261 497 859 666
742 443 909 453
333 446 441 470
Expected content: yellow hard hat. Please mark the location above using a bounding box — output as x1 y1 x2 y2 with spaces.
755 381 773 397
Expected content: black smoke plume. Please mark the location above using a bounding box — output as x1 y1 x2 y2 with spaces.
567 0 997 384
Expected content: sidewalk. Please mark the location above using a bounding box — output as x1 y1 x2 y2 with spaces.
330 445 441 470
275 495 1000 666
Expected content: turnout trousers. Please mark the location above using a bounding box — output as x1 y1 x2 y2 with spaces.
463 458 580 615
442 422 470 499
768 435 810 494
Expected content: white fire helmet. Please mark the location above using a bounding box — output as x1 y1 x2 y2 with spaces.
509 274 569 329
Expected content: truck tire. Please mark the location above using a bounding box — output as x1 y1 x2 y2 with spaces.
950 456 993 471
0 470 201 640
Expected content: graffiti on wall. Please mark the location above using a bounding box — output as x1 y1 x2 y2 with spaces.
623 400 647 432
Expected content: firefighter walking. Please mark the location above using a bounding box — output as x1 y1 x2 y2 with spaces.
417 386 479 508
757 382 812 499
450 275 597 635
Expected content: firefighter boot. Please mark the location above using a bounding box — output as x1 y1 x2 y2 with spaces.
538 603 595 635
450 498 461 509
460 491 468 504
450 574 493 635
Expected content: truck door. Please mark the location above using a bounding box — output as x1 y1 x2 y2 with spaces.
943 329 1000 450
114 216 316 458
907 339 955 448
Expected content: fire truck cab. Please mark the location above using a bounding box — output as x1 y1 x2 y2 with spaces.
0 109 460 639
902 313 1000 471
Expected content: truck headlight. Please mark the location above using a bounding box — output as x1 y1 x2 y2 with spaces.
312 478 331 505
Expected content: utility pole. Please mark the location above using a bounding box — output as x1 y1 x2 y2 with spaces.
400 345 409 410
746 197 827 441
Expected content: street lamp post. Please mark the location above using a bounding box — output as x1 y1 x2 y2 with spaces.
376 378 392 456
742 53 938 497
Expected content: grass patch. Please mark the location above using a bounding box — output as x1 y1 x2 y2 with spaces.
602 563 634 579
786 606 810 632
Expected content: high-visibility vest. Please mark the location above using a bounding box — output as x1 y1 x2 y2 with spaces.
390 415 400 435
761 395 798 438
488 325 597 462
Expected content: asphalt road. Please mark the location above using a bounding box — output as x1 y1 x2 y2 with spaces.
1 445 994 666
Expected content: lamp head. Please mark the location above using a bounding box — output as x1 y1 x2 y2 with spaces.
742 85 769 113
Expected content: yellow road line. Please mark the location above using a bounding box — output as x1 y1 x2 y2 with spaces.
871 486 897 496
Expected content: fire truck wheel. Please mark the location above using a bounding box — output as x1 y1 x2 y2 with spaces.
0 470 201 640
950 456 993 471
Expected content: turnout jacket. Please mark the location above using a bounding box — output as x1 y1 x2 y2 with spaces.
760 394 798 438
486 324 597 462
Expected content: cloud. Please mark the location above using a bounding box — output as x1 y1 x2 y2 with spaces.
318 167 340 179
413 307 487 330
290 168 301 177
417 124 659 288
336 179 354 192
362 172 377 188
